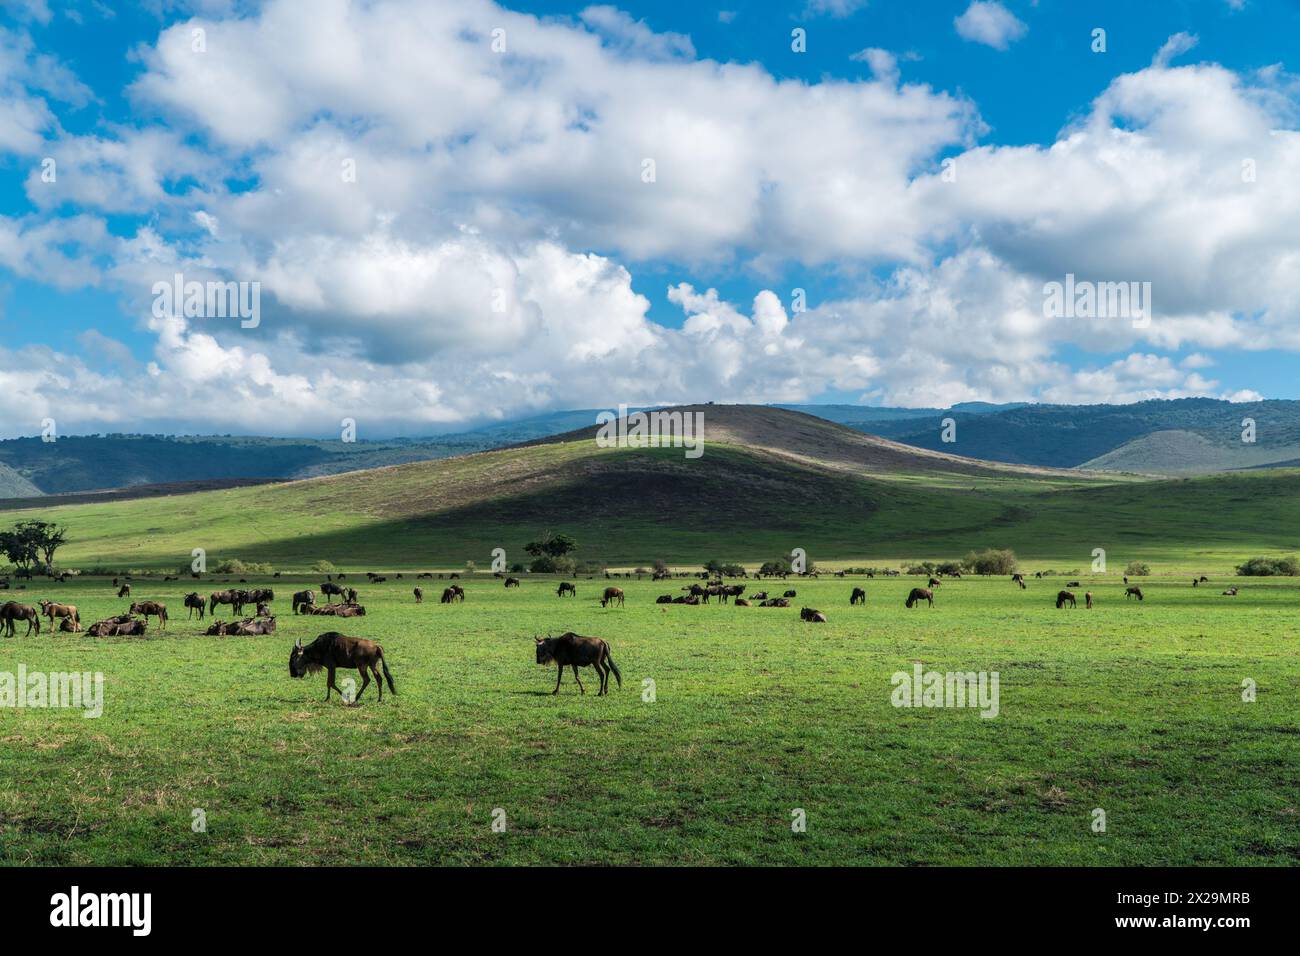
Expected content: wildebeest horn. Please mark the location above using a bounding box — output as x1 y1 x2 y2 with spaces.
295 637 302 648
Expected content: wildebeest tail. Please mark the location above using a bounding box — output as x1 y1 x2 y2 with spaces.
604 645 622 689
380 653 396 695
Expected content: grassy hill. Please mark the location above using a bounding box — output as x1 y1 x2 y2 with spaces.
4 406 1298 572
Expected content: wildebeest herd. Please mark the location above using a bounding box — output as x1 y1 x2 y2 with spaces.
1 567 1231 704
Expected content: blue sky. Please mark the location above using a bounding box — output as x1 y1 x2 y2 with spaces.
0 0 1297 436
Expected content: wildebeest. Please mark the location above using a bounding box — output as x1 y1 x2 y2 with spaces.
1125 587 1144 601
758 598 790 607
233 617 276 635
320 582 344 600
89 618 145 637
600 587 625 608
1068 581 1081 588
116 584 131 598
556 582 576 598
928 577 941 588
1199 575 1209 583
1 601 40 636
130 600 168 629
504 577 521 588
800 607 827 623
783 590 797 598
413 587 423 604
184 592 206 619
58 616 82 632
255 602 273 617
534 632 621 696
734 598 751 606
209 589 249 616
850 587 866 606
292 587 314 616
751 591 768 601
674 595 701 605
342 587 358 604
1192 578 1199 587
1223 587 1239 596
440 585 465 604
245 588 273 604
904 588 933 608
1085 591 1093 609
656 594 673 604
38 600 79 630
290 633 395 703
1055 590 1077 609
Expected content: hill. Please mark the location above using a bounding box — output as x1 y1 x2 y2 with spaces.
0 461 40 498
5 405 1298 572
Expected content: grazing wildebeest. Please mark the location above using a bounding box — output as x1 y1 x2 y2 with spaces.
557 582 576 598
928 577 941 588
117 584 131 598
1125 587 1144 601
370 576 387 584
38 600 79 631
321 582 343 600
600 587 625 608
440 585 465 604
800 607 827 623
209 589 248 616
1199 575 1209 583
850 587 866 606
534 632 621 696
130 600 168 629
1085 591 1093 609
1 601 40 636
290 633 395 703
184 592 206 619
291 590 315 614
1055 590 1077 609
904 588 933 608
505 577 521 588
1192 578 1199 588
58 616 83 632
783 590 797 598
413 587 423 604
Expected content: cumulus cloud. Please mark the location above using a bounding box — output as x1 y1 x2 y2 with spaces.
954 2 1027 51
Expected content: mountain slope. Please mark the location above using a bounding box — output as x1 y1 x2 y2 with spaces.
0 462 40 498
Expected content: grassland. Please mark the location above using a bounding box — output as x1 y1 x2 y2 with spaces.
2 573 1298 865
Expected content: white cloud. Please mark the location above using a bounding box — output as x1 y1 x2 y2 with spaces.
1153 32 1198 68
954 2 1027 51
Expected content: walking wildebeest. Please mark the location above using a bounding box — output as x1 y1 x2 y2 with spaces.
292 590 316 614
290 633 395 704
117 584 131 598
556 582 576 597
904 588 933 608
850 587 866 606
1056 590 1077 609
800 607 827 623
504 577 521 588
130 600 168 629
600 587 625 608
209 589 249 616
534 632 621 696
1085 591 1093 609
413 587 423 604
1 601 40 636
184 592 206 619
38 600 79 630
1125 587 1144 601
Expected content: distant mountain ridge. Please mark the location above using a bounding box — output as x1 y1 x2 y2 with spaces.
1 397 1296 499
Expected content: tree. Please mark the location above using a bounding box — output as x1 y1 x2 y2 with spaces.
0 520 66 572
963 549 1018 576
524 532 577 560
1124 561 1151 577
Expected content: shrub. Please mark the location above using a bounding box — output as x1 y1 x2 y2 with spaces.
311 560 338 574
214 558 275 575
1235 555 1300 576
1124 561 1150 577
529 555 577 575
962 549 1018 576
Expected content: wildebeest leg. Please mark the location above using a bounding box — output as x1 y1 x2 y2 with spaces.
354 666 370 704
597 658 610 695
373 663 383 702
572 664 584 695
553 665 563 695
325 667 338 701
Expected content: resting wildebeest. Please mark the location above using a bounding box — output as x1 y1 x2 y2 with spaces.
758 598 790 607
904 588 933 608
1223 587 1239 596
184 592 206 619
233 617 276 635
656 594 673 604
89 618 145 637
290 633 395 704
534 632 621 696
504 577 521 588
130 600 168 630
256 603 272 617
556 582 576 598
1 601 40 636
413 587 423 603
783 590 797 598
1125 587 1144 601
751 591 768 601
440 585 465 604
800 607 827 623
38 600 80 631
58 616 83 632
850 587 866 606
735 598 751 607
600 587 625 608
209 589 248 616
1055 590 1077 609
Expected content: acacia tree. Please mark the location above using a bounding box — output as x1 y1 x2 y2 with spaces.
0 521 69 573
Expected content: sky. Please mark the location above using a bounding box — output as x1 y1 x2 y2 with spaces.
1 0 1298 437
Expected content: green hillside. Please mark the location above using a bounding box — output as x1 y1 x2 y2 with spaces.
4 407 1298 572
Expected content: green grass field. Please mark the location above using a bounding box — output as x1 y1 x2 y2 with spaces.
3 573 1297 865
